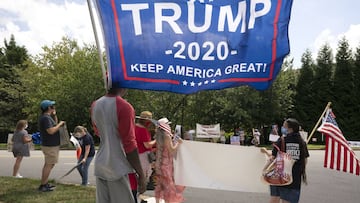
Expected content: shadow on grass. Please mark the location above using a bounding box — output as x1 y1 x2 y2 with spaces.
0 177 95 203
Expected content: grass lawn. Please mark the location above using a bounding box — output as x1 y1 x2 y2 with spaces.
0 177 95 203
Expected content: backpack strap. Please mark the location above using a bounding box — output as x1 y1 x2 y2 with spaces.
281 136 285 152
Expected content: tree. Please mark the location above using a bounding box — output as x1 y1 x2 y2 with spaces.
352 45 360 140
333 37 354 139
0 35 29 133
293 49 316 132
20 37 104 133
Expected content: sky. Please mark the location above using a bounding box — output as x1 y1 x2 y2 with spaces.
0 0 359 68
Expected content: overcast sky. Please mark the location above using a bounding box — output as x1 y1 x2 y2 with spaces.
0 0 359 68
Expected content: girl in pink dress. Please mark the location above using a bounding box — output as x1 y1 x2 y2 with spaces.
155 119 184 203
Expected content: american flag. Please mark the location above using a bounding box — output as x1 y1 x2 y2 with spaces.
317 108 360 175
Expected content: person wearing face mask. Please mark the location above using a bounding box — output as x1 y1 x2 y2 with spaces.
11 120 32 178
269 118 309 203
38 100 65 192
73 126 96 186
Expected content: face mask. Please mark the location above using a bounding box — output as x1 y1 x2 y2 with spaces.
281 126 288 135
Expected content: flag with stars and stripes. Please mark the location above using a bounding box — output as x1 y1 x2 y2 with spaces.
317 108 360 176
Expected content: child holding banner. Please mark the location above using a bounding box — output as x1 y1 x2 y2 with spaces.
155 118 184 203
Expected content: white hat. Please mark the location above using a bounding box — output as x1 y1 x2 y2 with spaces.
158 122 172 135
158 117 171 124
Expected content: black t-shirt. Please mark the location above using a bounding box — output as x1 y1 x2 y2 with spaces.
272 132 309 189
78 132 95 157
39 114 60 146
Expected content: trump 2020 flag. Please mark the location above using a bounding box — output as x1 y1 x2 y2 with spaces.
94 0 293 94
317 108 360 176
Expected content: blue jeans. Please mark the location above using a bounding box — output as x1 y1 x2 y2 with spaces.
270 185 301 203
77 155 94 185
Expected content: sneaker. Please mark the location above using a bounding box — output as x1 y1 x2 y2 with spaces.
38 184 54 192
45 183 56 189
14 174 23 178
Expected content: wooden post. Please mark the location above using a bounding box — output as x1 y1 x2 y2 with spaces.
306 102 332 144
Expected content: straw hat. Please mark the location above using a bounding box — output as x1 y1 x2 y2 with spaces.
139 111 152 119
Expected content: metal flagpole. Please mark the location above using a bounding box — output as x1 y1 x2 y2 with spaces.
306 102 332 144
86 0 107 92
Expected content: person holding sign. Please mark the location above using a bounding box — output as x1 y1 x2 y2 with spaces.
155 118 184 203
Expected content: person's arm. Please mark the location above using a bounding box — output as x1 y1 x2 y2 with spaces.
46 121 65 135
23 131 32 143
143 140 156 149
165 134 182 153
126 149 146 193
116 97 146 193
81 145 90 163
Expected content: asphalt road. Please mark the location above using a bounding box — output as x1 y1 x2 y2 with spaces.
1 150 360 203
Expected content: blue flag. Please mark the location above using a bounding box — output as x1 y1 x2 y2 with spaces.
95 0 293 94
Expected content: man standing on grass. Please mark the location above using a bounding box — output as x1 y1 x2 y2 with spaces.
91 87 146 203
38 100 65 192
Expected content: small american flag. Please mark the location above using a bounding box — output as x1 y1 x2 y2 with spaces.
317 108 360 175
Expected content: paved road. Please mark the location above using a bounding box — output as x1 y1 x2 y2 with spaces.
1 150 360 203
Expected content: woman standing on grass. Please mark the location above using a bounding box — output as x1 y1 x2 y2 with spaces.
12 120 32 178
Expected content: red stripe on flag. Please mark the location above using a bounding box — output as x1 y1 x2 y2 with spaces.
337 144 341 170
324 136 329 168
343 147 347 172
349 152 354 173
330 137 335 169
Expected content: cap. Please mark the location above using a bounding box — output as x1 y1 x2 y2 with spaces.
40 100 56 110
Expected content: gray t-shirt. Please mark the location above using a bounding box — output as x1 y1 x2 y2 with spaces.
12 130 30 157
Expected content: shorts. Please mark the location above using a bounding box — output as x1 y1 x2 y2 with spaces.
270 185 300 203
41 146 60 164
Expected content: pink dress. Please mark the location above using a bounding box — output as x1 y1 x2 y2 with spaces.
155 147 185 202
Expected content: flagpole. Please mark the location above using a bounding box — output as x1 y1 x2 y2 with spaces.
306 102 332 144
87 0 107 92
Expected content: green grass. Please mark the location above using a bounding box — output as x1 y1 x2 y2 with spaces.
0 177 95 203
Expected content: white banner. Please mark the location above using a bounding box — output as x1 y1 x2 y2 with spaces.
196 123 221 138
173 141 268 193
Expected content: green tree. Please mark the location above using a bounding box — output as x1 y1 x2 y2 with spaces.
293 50 316 132
0 35 29 133
333 37 354 139
20 37 104 132
309 44 335 141
352 45 360 140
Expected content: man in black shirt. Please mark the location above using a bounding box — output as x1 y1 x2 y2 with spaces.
38 100 65 192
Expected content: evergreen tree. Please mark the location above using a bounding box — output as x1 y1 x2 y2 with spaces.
0 35 29 132
352 45 360 140
313 44 334 119
293 49 316 132
333 37 354 139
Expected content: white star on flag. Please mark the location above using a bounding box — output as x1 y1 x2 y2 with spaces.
182 80 188 86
